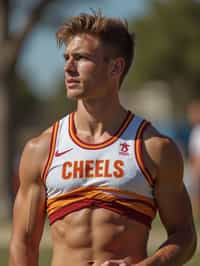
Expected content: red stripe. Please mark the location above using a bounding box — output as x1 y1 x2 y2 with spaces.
41 121 59 182
69 111 134 150
48 199 153 228
135 121 155 187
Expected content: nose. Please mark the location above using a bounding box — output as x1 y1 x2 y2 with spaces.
64 57 77 73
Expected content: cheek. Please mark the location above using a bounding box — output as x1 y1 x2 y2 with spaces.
78 61 98 74
78 63 109 87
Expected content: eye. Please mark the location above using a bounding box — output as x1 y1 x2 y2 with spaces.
74 54 84 61
63 54 69 62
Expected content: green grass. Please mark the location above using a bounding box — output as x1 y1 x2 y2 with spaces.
1 248 52 266
2 248 199 266
2 217 199 266
147 216 200 266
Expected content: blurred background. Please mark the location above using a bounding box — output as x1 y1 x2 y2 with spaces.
0 0 199 265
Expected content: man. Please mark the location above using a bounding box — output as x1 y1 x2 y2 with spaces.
9 11 196 266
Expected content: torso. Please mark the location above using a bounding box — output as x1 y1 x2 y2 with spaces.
41 111 157 266
50 208 149 266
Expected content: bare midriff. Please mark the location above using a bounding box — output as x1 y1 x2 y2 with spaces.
50 207 149 266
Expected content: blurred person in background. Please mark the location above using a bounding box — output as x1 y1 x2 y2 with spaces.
187 100 200 219
9 11 196 266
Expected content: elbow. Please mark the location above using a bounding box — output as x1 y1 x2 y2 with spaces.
9 238 39 266
188 229 197 259
9 240 28 266
9 242 23 266
182 227 197 262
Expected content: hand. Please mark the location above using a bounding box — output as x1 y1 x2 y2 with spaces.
101 259 133 266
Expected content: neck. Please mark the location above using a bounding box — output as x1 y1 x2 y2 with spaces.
74 95 127 138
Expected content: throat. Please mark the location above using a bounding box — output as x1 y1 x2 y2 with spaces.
75 129 111 144
73 107 129 144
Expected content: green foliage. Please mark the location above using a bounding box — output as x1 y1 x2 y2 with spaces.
15 77 38 125
41 81 76 126
126 0 200 100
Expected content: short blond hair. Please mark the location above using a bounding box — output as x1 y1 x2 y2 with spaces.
56 10 135 83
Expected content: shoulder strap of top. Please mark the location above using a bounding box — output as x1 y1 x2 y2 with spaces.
41 120 59 182
134 119 155 187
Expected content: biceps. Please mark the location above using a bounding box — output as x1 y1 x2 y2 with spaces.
12 184 46 245
156 184 193 233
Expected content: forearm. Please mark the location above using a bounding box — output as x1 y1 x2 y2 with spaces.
9 241 39 266
136 231 197 266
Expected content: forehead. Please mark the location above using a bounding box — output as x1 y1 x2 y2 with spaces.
65 34 104 55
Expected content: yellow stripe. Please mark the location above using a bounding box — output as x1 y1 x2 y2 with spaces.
93 186 155 205
47 186 157 216
116 199 155 218
135 120 155 187
41 121 59 181
47 191 156 218
47 185 155 206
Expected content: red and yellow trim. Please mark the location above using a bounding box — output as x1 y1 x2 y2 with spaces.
69 111 134 149
47 186 157 227
48 199 154 227
41 121 59 182
135 120 155 187
47 186 156 212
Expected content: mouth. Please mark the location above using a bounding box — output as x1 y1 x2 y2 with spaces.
87 260 95 265
65 79 80 88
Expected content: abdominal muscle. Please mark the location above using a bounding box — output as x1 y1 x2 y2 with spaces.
50 207 149 266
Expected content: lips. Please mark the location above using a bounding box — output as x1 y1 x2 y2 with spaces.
67 78 79 83
65 78 80 88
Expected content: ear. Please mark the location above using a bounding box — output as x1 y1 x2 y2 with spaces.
110 57 125 78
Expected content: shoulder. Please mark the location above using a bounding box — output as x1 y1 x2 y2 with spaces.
142 123 184 184
19 126 55 183
26 126 54 157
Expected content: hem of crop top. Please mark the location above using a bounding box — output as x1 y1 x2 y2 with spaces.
48 198 153 228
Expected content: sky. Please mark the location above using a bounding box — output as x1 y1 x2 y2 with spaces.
18 0 149 98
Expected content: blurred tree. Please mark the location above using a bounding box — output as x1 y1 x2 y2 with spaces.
15 75 38 125
0 0 103 220
0 0 57 221
43 84 76 122
37 80 76 130
126 0 200 117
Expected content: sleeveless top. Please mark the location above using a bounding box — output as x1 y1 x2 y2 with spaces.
42 111 157 228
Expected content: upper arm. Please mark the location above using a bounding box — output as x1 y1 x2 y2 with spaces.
154 139 193 234
144 127 196 236
11 130 51 248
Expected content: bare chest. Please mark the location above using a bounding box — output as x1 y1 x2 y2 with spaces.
50 208 149 258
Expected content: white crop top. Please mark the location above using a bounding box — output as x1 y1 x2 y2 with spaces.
42 111 157 227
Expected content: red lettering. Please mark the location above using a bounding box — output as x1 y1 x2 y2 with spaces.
73 160 84 178
113 160 124 178
62 160 125 179
62 161 72 179
104 160 112 177
85 160 94 178
95 160 104 177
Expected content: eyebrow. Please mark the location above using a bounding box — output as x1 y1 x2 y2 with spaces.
64 51 94 56
63 51 98 61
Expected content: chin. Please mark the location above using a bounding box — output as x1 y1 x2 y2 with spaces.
67 92 84 100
